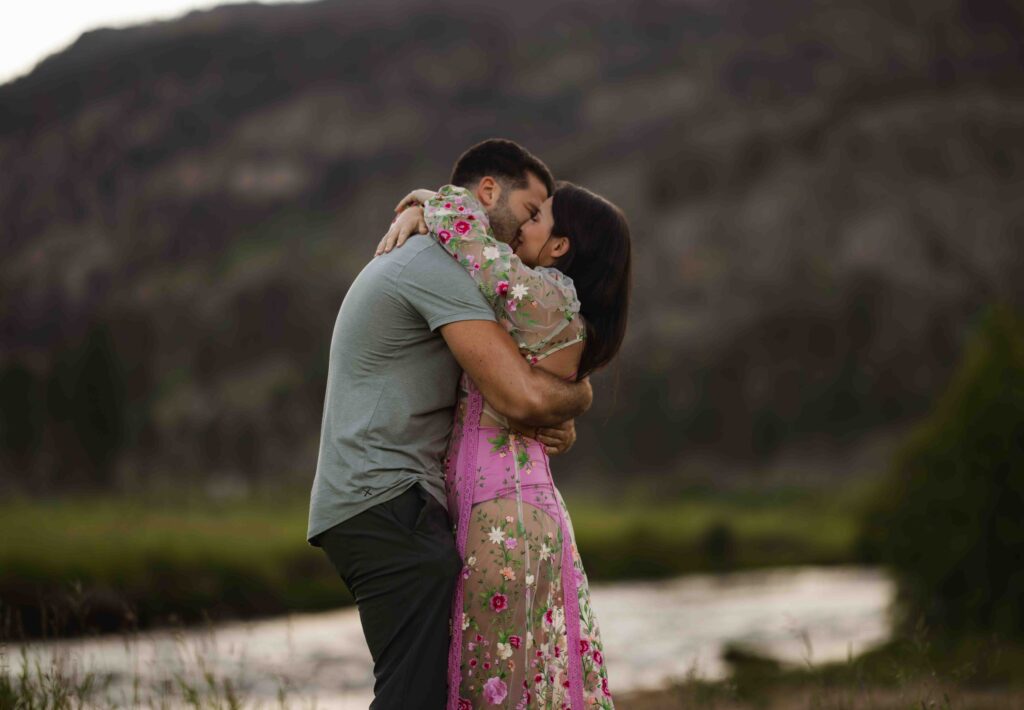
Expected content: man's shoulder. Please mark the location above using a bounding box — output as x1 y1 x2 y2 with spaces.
393 237 495 317
351 237 479 303
392 236 473 279
349 237 435 287
347 235 494 328
356 235 491 309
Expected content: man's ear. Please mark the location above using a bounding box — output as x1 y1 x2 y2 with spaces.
476 176 501 208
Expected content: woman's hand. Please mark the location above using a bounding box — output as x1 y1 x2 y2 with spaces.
376 205 426 256
394 189 437 213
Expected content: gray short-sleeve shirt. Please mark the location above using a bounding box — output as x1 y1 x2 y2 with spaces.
306 235 496 544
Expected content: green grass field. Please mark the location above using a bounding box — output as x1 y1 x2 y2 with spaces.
570 485 861 578
0 486 864 639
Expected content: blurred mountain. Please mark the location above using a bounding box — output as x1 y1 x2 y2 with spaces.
1 0 1022 493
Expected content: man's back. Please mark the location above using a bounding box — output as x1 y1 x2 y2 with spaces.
306 235 495 544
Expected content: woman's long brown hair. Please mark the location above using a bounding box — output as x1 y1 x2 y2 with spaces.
550 182 632 379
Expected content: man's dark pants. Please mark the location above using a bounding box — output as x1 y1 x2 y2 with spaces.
317 484 461 709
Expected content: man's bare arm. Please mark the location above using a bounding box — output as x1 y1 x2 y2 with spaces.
440 320 592 426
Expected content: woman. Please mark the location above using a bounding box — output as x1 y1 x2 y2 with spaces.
382 181 631 709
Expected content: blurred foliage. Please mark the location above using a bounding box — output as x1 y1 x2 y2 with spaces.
859 304 1024 640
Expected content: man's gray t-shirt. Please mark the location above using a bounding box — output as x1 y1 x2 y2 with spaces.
307 235 496 545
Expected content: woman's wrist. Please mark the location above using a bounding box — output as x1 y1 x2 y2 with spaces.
412 189 436 206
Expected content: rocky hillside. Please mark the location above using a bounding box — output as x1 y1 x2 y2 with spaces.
1 0 1022 493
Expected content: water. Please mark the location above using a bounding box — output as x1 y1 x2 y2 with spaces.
5 566 893 708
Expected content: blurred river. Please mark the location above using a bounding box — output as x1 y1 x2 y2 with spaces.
7 566 893 708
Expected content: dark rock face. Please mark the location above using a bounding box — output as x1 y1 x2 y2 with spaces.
1 0 1022 491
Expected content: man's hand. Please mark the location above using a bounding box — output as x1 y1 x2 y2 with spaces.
538 419 576 456
509 418 576 455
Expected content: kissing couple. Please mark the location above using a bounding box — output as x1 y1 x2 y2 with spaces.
307 139 631 709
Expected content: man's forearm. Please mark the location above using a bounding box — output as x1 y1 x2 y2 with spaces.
440 320 593 426
516 370 592 426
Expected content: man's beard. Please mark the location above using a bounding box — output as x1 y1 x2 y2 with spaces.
486 196 520 244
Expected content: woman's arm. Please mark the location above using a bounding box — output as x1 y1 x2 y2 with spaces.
375 185 584 356
421 185 581 356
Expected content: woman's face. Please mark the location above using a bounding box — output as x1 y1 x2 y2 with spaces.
511 196 564 267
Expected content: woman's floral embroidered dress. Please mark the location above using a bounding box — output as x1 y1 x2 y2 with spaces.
423 186 614 709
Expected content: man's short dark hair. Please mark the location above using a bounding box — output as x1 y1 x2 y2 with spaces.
450 139 555 196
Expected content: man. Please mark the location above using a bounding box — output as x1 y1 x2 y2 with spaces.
307 139 592 709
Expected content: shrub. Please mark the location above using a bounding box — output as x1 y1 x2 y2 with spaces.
860 305 1024 639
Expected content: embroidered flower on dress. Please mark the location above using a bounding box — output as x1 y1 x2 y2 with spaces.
483 246 500 261
500 566 516 581
509 635 522 649
488 527 506 545
525 573 535 587
462 613 469 631
438 229 453 244
593 650 603 665
497 641 513 660
539 543 553 561
511 283 529 300
490 593 509 612
454 220 472 234
505 537 518 550
496 280 509 296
